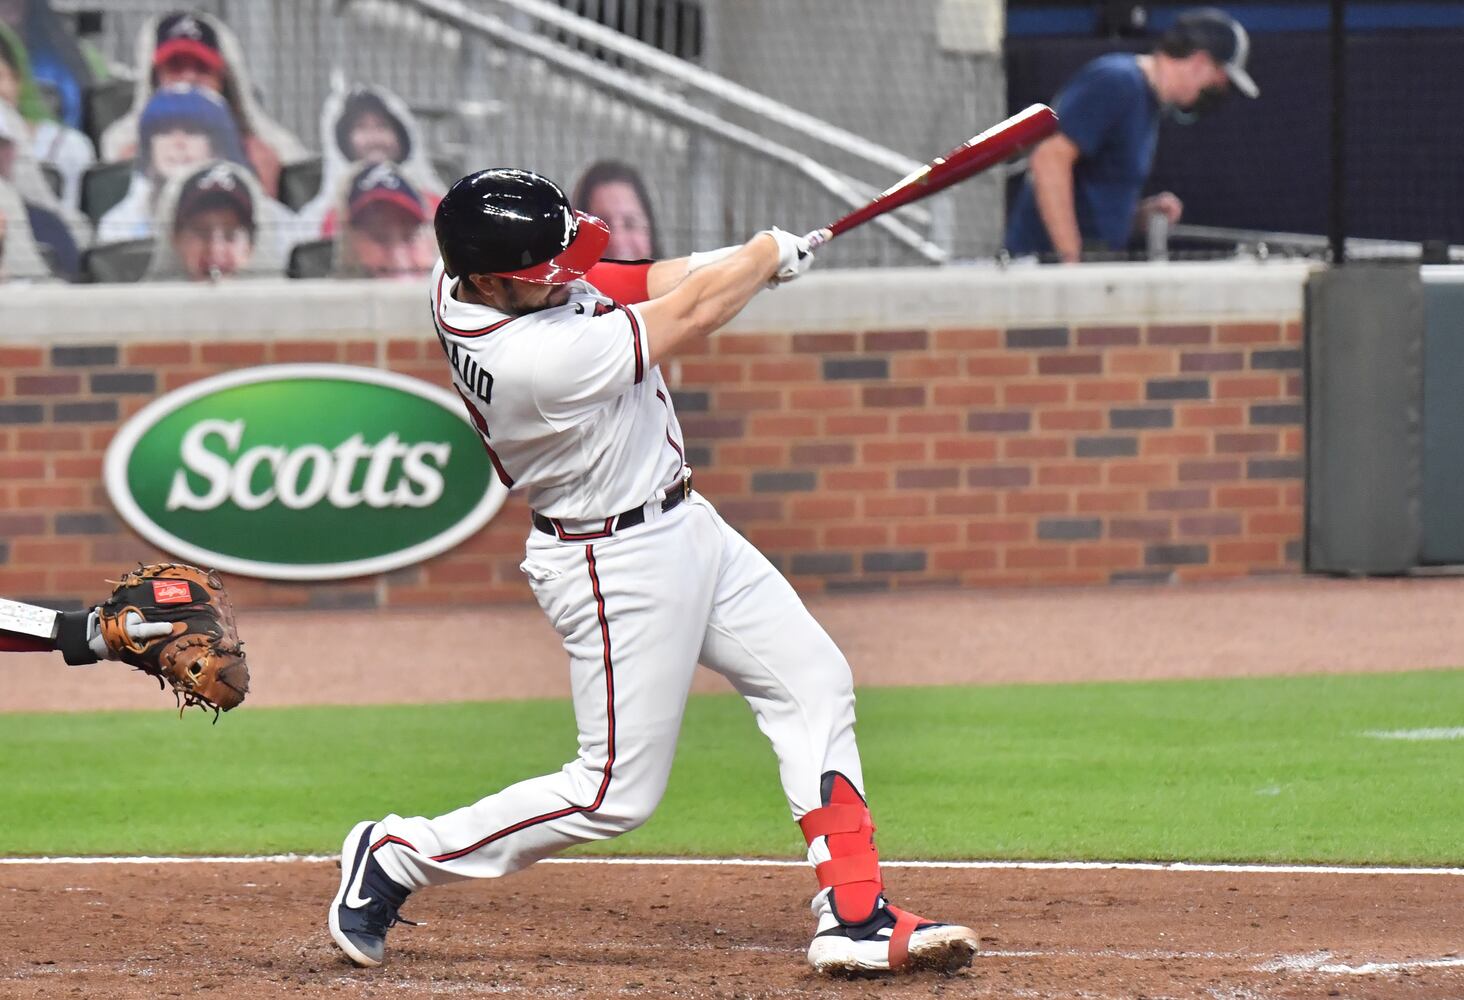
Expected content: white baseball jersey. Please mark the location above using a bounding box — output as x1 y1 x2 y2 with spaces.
428 258 686 521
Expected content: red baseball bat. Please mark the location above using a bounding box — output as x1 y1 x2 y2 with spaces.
806 103 1059 248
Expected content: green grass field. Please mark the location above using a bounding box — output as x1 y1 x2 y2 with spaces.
1 670 1460 863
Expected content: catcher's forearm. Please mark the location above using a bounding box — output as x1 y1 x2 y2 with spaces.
0 597 97 664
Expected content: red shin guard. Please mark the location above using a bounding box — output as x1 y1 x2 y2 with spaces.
797 771 883 924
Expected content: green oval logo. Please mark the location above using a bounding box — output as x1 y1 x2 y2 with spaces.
104 365 508 580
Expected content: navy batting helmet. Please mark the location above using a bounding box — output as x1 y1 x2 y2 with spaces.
434 168 610 283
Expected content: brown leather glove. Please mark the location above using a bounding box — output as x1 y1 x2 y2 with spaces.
96 563 249 717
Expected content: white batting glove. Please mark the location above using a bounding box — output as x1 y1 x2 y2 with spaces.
758 227 815 286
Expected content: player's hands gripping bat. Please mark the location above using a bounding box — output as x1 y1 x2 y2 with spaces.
805 104 1060 251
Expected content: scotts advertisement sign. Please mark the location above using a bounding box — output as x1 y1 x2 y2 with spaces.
104 365 508 580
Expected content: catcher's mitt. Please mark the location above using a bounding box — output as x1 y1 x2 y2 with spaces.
97 563 249 717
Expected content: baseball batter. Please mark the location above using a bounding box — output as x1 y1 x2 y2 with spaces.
327 168 979 975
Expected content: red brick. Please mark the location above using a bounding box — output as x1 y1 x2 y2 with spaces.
1177 404 1246 429
427 562 494 585
826 469 889 491
862 493 925 517
1005 546 1071 569
1248 511 1302 535
896 412 961 434
1077 489 1144 513
894 521 960 545
17 484 86 507
1003 382 1069 405
863 330 927 352
1037 353 1103 375
1110 350 1178 375
1217 485 1282 508
933 438 998 462
1216 540 1283 563
792 333 856 353
826 414 890 435
345 341 378 363
0 347 44 367
1216 375 1284 399
386 340 421 361
1178 514 1243 537
934 328 1001 350
892 356 959 379
792 386 857 409
1004 437 1069 459
720 444 786 466
0 457 46 478
1215 431 1279 454
1038 409 1104 432
749 359 818 382
15 374 81 395
1075 380 1142 403
934 494 999 516
126 343 194 365
1107 461 1173 486
17 428 84 451
1218 322 1282 345
717 390 783 412
201 343 267 365
968 520 1032 543
1146 324 1212 346
932 383 998 406
1282 428 1304 452
1075 544 1143 569
1284 320 1302 344
272 341 341 363
749 414 819 437
691 470 746 495
1140 433 1210 457
790 496 857 520
1004 491 1071 515
862 440 928 463
862 386 925 408
679 361 747 383
1178 459 1243 482
1077 325 1141 347
717 333 791 355
826 524 892 546
1038 464 1103 487
966 355 1032 377
933 549 999 572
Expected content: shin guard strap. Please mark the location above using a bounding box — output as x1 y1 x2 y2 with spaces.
798 804 871 843
885 905 919 971
813 853 880 889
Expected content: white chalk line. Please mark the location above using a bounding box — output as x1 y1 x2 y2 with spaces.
1258 951 1464 975
1362 726 1464 741
0 855 1461 876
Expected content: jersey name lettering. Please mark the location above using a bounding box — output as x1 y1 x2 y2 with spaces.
440 332 494 406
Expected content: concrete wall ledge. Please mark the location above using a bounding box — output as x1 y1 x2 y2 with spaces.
0 260 1316 342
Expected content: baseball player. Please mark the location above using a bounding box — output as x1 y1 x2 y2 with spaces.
328 168 980 975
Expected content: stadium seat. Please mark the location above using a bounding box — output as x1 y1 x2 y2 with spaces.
278 157 324 212
288 238 335 279
82 238 154 284
83 78 136 149
80 160 135 225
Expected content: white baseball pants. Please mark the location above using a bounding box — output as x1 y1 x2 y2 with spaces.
372 494 865 891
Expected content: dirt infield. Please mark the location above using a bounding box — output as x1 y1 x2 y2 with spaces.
4 859 1462 999
4 575 1463 997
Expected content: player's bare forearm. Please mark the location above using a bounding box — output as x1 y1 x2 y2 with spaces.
1029 135 1083 263
645 258 692 298
640 235 780 364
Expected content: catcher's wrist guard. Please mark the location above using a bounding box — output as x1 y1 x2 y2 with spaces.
55 610 100 666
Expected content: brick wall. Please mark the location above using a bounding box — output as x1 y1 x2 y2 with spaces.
0 315 1303 610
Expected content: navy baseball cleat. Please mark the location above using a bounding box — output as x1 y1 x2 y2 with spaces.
329 820 416 967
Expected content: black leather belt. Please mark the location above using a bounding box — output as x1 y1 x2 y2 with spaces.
533 473 693 539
